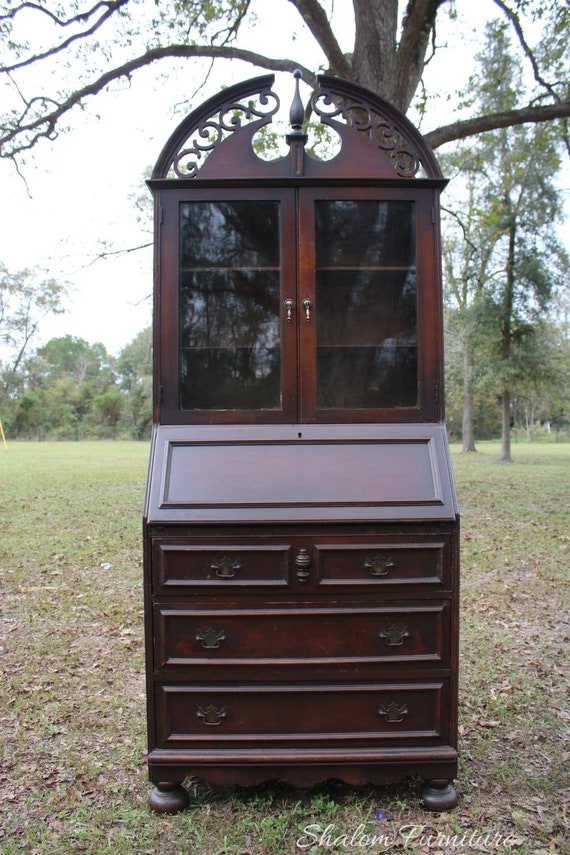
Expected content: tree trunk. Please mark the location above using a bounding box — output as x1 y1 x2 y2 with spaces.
524 403 532 441
499 388 513 462
462 338 477 452
351 0 444 111
352 0 398 99
497 218 516 463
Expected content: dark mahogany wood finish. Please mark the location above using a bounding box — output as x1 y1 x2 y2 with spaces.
143 71 459 812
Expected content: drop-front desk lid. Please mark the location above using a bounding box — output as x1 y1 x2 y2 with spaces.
144 423 459 525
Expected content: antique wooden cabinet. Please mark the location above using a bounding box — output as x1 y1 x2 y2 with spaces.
143 72 459 812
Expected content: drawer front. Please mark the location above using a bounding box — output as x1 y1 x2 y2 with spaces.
154 605 450 669
316 542 446 588
153 541 290 592
155 682 449 748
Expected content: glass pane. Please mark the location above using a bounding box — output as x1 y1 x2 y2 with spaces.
179 201 281 411
180 347 280 410
315 200 417 409
181 201 280 268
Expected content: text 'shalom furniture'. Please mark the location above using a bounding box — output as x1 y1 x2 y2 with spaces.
143 71 459 813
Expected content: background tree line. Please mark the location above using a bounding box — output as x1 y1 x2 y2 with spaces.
1 311 568 442
1 260 568 445
0 328 152 441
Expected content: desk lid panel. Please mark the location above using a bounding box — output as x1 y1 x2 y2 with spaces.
145 423 458 524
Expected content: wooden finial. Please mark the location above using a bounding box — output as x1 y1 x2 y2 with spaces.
287 69 308 176
289 69 304 131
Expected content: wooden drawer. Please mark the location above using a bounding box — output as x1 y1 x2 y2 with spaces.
153 540 290 592
152 535 453 593
154 604 450 669
316 542 447 588
154 681 449 748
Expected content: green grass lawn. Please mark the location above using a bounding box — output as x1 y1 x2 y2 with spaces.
0 440 568 854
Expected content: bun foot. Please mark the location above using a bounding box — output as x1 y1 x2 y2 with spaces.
149 782 189 813
421 779 458 812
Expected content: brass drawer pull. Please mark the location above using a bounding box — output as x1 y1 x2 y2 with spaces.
363 554 395 576
379 625 410 647
197 704 227 726
195 627 227 649
284 298 295 322
378 702 408 723
210 556 241 579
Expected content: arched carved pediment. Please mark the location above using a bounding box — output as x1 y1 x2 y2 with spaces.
151 72 443 182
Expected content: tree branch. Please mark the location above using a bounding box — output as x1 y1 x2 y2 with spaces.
84 242 153 267
0 46 316 158
289 0 351 77
216 0 252 47
492 0 560 103
441 206 479 257
425 102 570 149
491 0 570 156
0 1 118 26
1 1 131 73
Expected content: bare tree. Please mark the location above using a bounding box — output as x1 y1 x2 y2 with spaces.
0 262 67 394
1 0 568 162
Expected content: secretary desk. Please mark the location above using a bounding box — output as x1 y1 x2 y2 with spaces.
143 71 459 812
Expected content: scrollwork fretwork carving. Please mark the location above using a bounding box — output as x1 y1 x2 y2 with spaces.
170 87 280 178
311 86 420 178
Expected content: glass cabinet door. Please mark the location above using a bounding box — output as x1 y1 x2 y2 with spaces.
315 198 417 409
298 189 434 423
161 190 296 423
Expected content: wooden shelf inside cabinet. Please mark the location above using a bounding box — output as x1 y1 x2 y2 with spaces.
317 266 417 271
143 71 459 814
